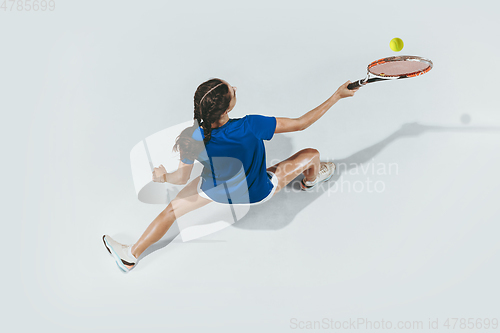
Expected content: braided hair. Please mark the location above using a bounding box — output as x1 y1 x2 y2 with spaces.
173 78 232 162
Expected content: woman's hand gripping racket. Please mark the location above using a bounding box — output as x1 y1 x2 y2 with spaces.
347 55 433 90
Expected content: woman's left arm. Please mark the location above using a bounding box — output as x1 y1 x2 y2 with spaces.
153 161 194 185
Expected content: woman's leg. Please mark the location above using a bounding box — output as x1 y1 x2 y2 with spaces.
130 176 212 258
267 148 321 194
130 149 320 258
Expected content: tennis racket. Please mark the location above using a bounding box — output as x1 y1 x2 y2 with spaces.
347 55 433 90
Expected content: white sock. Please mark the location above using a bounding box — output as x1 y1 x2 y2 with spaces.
304 176 317 185
127 245 137 260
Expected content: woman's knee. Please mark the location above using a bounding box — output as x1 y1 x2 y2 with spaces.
299 147 320 159
162 204 176 218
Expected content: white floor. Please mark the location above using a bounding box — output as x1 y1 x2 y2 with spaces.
4 1 500 332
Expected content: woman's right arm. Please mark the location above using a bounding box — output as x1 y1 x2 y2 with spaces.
275 81 358 134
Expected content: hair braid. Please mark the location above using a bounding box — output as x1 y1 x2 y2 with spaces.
200 103 219 145
193 106 202 127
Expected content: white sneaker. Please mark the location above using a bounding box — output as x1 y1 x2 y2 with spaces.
102 235 137 272
300 162 336 191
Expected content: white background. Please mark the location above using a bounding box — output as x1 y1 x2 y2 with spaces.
2 0 499 332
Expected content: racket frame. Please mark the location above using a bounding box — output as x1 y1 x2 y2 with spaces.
348 55 433 90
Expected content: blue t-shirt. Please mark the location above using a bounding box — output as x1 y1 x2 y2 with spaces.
181 115 277 204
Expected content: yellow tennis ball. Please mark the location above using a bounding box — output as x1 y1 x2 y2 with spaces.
390 37 404 52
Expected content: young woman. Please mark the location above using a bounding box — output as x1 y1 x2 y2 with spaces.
103 78 358 272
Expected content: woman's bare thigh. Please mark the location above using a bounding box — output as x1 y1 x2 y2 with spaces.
169 176 213 219
267 148 319 195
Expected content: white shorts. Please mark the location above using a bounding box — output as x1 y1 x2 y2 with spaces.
197 171 279 205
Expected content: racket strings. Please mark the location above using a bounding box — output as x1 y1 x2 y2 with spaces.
369 61 429 76
367 56 432 77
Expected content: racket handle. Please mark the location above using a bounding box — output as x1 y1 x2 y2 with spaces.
347 80 362 90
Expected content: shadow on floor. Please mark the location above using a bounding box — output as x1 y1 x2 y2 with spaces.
138 122 500 260
233 122 500 230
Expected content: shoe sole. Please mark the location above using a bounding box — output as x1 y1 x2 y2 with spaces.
300 163 336 191
102 235 134 273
